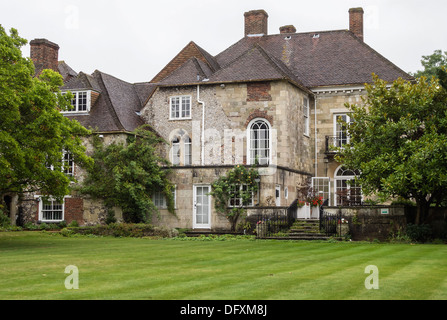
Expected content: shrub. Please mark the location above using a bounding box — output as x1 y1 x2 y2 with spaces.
406 223 433 243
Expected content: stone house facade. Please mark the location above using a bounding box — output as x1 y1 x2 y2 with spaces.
16 8 412 230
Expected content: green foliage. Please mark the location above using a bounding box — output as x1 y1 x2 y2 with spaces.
411 50 447 80
0 26 92 201
64 223 178 238
337 74 447 224
80 125 175 223
405 223 433 243
209 165 260 231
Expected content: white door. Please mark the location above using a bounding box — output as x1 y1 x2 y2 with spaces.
193 185 211 229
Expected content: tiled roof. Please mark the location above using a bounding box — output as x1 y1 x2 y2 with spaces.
157 30 412 89
62 70 148 132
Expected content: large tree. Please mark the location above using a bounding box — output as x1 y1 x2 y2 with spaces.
337 73 447 224
0 26 92 211
411 49 447 80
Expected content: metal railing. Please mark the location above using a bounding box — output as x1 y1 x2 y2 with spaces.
253 206 295 238
325 135 348 153
319 206 345 237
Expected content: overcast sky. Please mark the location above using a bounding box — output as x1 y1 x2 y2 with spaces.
1 0 446 84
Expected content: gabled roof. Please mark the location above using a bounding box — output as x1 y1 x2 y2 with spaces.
155 29 412 90
63 70 148 133
151 41 219 83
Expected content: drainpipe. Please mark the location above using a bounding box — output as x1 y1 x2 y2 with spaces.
314 93 318 177
197 85 205 165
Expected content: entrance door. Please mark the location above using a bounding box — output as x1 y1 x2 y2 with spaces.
193 185 211 229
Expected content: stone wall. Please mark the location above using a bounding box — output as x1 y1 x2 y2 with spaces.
323 206 407 241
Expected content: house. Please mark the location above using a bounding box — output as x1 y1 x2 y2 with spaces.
19 8 412 230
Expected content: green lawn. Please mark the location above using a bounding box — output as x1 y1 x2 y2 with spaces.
0 231 446 300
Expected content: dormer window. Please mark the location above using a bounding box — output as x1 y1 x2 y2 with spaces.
62 90 91 114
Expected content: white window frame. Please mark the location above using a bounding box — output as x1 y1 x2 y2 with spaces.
62 91 91 114
170 96 192 120
275 185 281 206
334 166 362 206
152 186 177 209
171 137 181 166
184 136 192 166
46 150 75 177
247 118 272 165
311 177 331 206
228 184 254 208
303 97 310 136
333 113 352 148
37 197 65 222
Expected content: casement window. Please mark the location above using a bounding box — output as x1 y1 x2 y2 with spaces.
334 166 362 206
248 118 271 165
228 185 254 207
152 187 177 209
63 91 91 113
171 135 192 166
334 114 353 148
170 96 191 120
184 136 192 166
46 150 74 177
171 137 181 165
63 151 74 176
303 97 310 136
39 198 64 222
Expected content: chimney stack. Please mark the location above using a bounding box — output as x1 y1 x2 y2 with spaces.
30 39 60 76
349 7 364 41
280 25 297 34
244 10 268 37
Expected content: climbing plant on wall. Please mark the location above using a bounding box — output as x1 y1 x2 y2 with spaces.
209 165 260 231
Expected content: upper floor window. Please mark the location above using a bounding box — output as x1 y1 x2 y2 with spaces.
334 113 353 148
46 150 74 177
170 134 192 166
170 96 191 120
303 97 310 136
248 118 271 165
62 91 91 113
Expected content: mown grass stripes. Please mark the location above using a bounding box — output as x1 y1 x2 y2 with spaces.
0 232 446 300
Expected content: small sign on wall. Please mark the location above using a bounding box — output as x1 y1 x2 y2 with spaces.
381 208 389 215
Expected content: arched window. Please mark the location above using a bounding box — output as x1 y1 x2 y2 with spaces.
184 136 192 166
171 137 180 166
334 166 362 206
248 119 271 165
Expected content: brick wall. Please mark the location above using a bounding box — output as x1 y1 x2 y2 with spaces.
247 82 272 101
64 197 84 225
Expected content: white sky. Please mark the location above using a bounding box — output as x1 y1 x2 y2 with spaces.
1 0 446 84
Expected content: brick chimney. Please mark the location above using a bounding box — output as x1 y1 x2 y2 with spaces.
244 10 268 37
30 39 60 75
280 25 297 34
349 7 364 41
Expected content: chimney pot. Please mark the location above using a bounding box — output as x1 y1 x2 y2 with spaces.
349 7 364 41
30 38 60 76
280 25 297 34
244 9 268 37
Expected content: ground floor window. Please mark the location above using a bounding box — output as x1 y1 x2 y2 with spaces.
334 166 362 206
228 185 254 207
39 198 64 222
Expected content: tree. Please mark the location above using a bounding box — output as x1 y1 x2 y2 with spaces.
411 49 447 80
80 125 176 223
337 74 447 224
209 165 260 231
0 26 92 209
